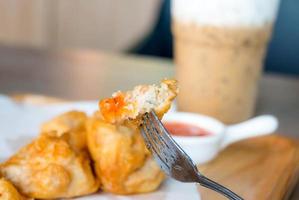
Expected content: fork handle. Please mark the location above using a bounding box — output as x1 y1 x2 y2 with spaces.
197 175 243 200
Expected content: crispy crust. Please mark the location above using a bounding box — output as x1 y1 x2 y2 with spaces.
41 111 88 152
0 111 100 199
0 178 28 200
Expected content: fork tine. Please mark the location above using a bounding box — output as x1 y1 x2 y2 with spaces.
144 118 166 150
142 114 165 151
149 111 188 151
146 112 201 178
140 123 154 152
143 113 178 162
147 115 172 150
144 118 172 157
142 112 199 180
141 118 172 172
148 111 197 165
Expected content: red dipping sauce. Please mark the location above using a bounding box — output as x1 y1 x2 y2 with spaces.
163 121 211 137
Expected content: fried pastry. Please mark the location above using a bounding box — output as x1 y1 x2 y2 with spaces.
87 118 165 194
0 111 100 199
0 178 27 200
87 79 178 194
41 110 88 151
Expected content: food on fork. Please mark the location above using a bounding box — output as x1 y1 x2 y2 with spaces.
99 79 178 124
87 79 178 194
0 178 28 200
0 111 99 199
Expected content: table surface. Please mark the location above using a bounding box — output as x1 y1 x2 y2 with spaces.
0 45 299 199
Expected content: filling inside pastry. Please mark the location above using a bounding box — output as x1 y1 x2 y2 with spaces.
99 79 178 123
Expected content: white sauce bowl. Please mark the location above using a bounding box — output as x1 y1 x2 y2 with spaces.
162 112 278 164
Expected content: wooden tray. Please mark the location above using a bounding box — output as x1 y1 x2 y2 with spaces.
198 135 299 200
12 94 299 200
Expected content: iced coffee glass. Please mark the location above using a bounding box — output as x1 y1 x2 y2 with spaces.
172 0 280 123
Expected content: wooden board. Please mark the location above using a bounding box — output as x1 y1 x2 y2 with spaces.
198 135 299 200
12 94 299 200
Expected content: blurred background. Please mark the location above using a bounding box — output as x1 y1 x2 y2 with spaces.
0 0 298 75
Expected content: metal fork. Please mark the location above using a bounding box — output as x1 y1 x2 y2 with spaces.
140 111 243 200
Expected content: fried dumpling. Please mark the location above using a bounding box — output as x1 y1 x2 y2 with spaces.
87 118 164 194
0 111 100 199
41 110 88 152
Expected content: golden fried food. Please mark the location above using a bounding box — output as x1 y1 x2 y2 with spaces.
87 79 178 194
41 111 88 152
99 79 178 124
87 117 164 194
0 79 177 198
0 178 27 200
0 130 99 199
